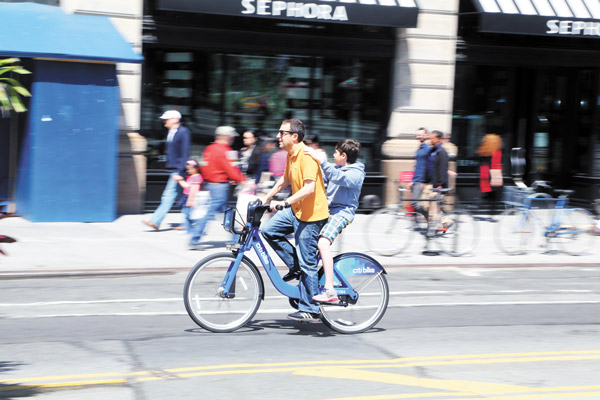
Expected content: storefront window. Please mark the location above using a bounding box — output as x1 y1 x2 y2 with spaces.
142 50 389 171
452 65 512 173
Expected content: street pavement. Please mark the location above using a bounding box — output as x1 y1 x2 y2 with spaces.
0 210 599 278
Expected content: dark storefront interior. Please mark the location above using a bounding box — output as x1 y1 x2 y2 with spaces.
140 1 417 211
141 5 397 172
453 0 600 208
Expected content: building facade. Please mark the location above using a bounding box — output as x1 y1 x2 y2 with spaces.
9 0 598 218
139 0 458 210
452 0 600 208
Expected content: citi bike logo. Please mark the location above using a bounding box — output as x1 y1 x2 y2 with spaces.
353 265 376 274
256 242 270 267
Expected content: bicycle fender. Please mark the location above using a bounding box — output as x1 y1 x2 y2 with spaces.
333 252 387 277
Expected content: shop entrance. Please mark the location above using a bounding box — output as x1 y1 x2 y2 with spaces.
452 64 600 206
525 68 598 189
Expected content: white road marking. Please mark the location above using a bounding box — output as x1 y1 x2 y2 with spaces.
0 289 597 308
4 300 600 319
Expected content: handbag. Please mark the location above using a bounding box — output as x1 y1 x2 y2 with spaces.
490 169 503 187
190 190 210 220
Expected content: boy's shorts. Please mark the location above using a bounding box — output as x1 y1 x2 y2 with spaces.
319 214 350 243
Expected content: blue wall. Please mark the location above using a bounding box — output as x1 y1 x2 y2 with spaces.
17 60 119 222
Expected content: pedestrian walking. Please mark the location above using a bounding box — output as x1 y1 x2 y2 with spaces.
305 134 327 160
174 159 205 235
407 127 430 218
189 126 246 249
422 130 450 228
477 133 503 219
143 110 190 230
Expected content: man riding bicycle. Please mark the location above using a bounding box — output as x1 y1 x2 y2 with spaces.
259 118 329 323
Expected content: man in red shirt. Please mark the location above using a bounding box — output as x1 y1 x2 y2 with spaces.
190 126 245 249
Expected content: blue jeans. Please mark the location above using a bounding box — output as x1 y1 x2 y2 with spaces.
181 205 193 233
190 183 230 244
150 172 182 227
261 207 326 314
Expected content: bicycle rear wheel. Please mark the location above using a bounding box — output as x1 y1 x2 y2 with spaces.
319 253 389 334
495 209 536 255
437 209 479 256
364 206 416 256
183 252 263 333
556 208 595 256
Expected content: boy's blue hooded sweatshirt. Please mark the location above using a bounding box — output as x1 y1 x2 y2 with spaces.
320 160 365 223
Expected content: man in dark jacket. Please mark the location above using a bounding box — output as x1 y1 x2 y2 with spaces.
426 130 449 189
422 130 450 230
143 110 190 230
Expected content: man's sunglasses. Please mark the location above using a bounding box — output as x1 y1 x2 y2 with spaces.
277 130 297 136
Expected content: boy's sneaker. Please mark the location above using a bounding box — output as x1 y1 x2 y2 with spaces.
287 311 321 323
312 289 339 303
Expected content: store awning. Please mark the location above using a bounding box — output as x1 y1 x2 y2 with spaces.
0 2 143 63
156 0 419 28
472 0 600 38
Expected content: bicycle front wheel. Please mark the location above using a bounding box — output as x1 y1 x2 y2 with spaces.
556 208 595 256
320 253 389 334
437 209 479 256
364 206 415 256
495 209 536 255
183 252 263 333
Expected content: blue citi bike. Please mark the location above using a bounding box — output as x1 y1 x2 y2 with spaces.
495 188 595 255
183 200 389 334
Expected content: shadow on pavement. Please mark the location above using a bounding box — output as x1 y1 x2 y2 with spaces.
184 319 387 337
0 361 40 398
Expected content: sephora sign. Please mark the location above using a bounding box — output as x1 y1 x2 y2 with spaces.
157 0 419 28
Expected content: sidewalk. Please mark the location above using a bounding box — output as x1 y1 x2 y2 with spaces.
1 211 599 278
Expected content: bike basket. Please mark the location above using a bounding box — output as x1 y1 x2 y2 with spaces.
503 186 532 207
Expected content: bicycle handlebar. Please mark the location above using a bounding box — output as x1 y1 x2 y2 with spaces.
275 203 292 211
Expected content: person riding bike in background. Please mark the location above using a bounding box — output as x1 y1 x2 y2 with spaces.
304 139 365 303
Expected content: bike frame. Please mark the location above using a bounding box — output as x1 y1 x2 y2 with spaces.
518 196 584 238
217 215 359 303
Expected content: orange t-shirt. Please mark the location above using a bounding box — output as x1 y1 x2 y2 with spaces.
284 142 329 222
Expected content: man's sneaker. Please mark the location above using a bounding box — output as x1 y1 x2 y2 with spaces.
282 267 301 282
287 311 321 323
312 289 339 303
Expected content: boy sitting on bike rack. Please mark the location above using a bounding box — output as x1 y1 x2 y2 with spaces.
304 139 365 303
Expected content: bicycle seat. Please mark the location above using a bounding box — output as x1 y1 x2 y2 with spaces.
432 188 452 194
554 189 574 196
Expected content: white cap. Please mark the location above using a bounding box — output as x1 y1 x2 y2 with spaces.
215 126 238 137
159 110 182 120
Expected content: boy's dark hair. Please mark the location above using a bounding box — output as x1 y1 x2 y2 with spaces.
336 139 361 164
282 118 305 142
432 130 444 139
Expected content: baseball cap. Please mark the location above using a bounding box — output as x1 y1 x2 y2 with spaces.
215 126 238 137
159 110 182 120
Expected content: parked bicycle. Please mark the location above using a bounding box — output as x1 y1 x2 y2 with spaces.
495 186 595 255
364 185 478 257
183 200 389 334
